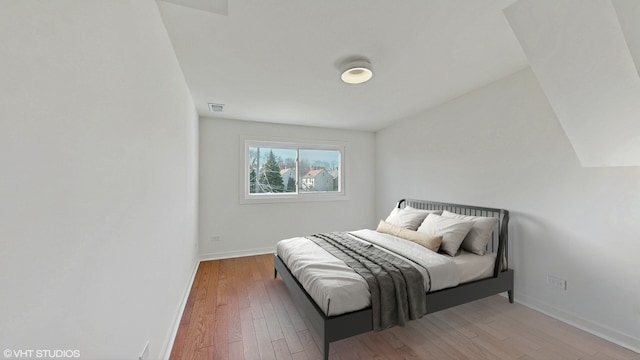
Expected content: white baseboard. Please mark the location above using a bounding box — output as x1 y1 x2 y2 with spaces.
200 246 275 261
160 258 200 360
516 292 639 354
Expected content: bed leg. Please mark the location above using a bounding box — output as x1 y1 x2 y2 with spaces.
508 290 514 303
274 268 278 279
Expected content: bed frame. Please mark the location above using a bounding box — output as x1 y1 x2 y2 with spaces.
274 199 514 360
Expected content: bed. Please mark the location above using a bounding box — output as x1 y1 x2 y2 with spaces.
274 199 514 360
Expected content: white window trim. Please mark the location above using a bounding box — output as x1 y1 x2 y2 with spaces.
239 136 349 204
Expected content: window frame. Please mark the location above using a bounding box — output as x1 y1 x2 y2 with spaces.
240 137 347 204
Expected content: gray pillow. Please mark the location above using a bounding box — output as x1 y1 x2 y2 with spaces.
441 210 499 255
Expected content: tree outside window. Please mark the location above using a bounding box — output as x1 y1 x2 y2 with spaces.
247 143 342 197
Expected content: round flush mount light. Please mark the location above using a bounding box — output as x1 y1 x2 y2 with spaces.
340 59 373 84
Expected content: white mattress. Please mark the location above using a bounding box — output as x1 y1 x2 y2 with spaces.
277 229 495 317
453 249 496 284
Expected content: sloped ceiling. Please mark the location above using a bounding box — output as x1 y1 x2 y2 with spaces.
505 0 640 167
157 0 527 131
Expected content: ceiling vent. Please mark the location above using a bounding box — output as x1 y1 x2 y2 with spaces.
208 103 224 112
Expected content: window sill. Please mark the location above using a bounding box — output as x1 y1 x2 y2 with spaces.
239 193 349 205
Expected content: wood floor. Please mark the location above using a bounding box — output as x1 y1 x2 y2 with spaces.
169 254 639 360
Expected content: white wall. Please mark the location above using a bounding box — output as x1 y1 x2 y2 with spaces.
0 1 198 359
199 117 376 258
376 69 640 351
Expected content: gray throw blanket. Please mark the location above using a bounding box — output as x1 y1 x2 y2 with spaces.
306 232 427 330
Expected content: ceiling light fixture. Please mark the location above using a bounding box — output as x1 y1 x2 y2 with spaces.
340 58 373 84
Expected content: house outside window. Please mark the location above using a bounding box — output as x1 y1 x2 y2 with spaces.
301 169 335 191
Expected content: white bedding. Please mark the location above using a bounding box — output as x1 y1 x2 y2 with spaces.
454 249 496 283
276 229 496 316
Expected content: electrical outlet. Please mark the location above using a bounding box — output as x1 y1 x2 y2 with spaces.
210 235 221 242
138 341 149 360
547 275 567 290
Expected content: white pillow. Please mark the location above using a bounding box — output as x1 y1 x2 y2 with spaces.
385 206 442 231
417 213 474 256
441 210 499 255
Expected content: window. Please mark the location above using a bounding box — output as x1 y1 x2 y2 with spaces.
243 139 345 202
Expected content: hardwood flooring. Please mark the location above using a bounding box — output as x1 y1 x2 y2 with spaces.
170 254 639 360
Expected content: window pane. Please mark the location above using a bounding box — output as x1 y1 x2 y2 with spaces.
299 149 340 193
248 147 297 194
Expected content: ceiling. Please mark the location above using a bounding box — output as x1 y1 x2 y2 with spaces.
157 0 528 131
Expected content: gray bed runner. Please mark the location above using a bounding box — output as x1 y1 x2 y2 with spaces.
306 232 427 330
